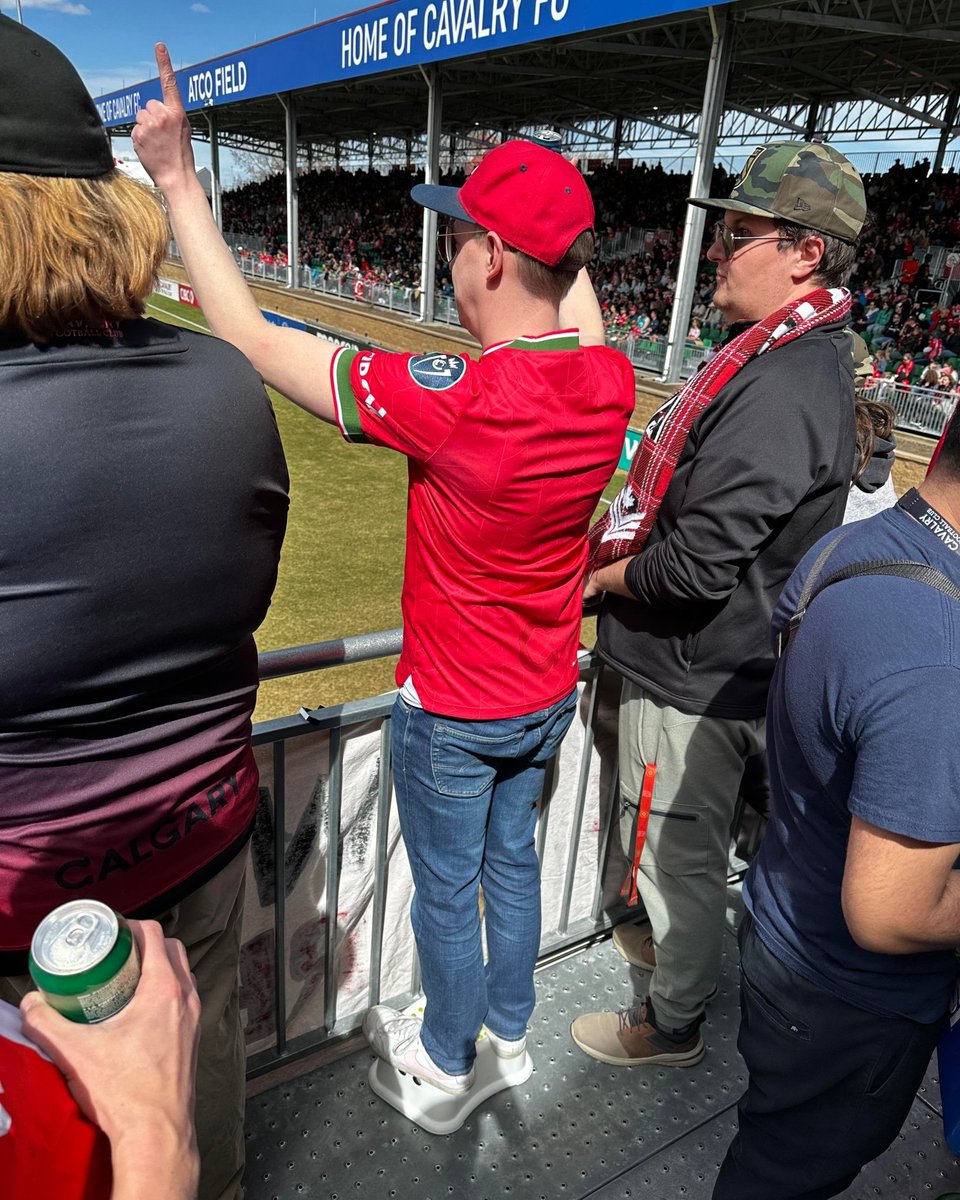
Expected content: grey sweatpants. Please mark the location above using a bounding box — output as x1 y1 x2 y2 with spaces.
618 680 764 1029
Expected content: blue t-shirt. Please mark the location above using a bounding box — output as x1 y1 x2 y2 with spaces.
745 500 960 1023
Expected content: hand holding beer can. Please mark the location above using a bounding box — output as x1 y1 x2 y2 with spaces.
29 899 142 1023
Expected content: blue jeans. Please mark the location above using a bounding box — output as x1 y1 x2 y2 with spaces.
391 687 578 1074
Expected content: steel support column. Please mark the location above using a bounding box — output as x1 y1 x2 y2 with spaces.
804 98 820 140
934 89 960 175
662 7 732 384
205 111 223 232
418 66 442 324
612 116 623 166
279 93 298 289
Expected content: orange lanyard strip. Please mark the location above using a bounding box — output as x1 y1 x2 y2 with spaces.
620 762 657 907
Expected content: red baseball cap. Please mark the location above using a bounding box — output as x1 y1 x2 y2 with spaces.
411 140 594 268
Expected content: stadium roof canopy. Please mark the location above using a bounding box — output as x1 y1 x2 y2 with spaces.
96 0 960 162
96 0 960 382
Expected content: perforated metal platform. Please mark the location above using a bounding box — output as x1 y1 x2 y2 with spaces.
244 890 960 1200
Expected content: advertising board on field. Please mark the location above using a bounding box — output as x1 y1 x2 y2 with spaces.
154 277 179 302
153 283 383 353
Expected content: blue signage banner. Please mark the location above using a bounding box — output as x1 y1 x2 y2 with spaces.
95 0 720 127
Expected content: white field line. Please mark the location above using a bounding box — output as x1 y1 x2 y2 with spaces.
146 299 209 334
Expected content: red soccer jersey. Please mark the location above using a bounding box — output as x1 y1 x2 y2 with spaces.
331 331 635 718
0 1002 112 1200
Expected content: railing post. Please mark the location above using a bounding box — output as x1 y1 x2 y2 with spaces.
418 65 442 325
272 742 288 1055
323 727 344 1034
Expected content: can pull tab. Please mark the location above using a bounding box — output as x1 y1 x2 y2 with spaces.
64 914 98 948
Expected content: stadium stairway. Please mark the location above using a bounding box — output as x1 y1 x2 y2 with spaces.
242 887 960 1200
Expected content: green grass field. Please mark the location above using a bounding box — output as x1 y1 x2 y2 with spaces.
146 294 624 722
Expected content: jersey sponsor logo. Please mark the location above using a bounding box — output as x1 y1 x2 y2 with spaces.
408 353 467 390
356 351 387 418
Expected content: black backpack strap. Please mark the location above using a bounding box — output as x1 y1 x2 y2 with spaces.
775 531 847 658
778 551 960 657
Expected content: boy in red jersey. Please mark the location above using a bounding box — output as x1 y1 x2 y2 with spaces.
134 44 635 1094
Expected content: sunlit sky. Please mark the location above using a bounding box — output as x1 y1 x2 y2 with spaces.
0 0 355 96
0 0 364 178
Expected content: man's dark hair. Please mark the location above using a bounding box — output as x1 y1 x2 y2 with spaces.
776 220 859 288
775 209 874 290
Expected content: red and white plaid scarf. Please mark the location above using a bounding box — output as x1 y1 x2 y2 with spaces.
587 287 852 574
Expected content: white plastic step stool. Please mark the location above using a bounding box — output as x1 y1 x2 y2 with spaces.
367 1014 533 1135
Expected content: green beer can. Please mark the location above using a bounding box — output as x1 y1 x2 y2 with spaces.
29 899 141 1023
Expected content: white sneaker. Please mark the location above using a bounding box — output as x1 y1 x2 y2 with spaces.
362 1006 475 1095
483 1029 527 1059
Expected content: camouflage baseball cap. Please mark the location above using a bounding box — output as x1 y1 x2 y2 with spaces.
689 141 866 242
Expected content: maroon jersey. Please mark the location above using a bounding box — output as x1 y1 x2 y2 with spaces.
0 321 288 957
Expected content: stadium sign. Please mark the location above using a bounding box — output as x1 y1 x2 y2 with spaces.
618 429 642 473
155 278 180 302
95 0 717 126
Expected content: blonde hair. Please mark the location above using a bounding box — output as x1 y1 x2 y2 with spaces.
0 169 168 342
514 229 597 306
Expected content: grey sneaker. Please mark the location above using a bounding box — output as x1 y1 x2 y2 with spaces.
362 1005 475 1095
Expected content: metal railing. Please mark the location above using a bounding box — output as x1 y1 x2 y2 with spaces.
871 378 958 438
597 226 672 262
228 250 463 326
211 231 465 328
610 333 708 378
169 239 707 376
244 630 631 1077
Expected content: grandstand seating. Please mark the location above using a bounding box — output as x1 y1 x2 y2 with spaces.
221 157 960 400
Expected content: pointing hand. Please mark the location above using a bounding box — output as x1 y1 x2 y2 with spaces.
132 43 196 193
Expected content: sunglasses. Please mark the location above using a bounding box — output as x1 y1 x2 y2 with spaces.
437 222 486 264
711 221 784 261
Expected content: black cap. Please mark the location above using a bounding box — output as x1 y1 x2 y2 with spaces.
0 14 113 178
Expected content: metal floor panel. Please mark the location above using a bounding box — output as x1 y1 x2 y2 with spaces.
588 1096 960 1200
243 892 959 1200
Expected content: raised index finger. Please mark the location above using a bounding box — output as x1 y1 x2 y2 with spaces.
155 42 184 110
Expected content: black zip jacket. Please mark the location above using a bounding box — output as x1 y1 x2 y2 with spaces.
596 318 856 719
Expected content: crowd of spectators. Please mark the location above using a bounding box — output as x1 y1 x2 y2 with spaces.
222 154 960 398
223 165 425 297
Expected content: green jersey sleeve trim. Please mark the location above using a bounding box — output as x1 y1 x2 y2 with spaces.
331 347 367 443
